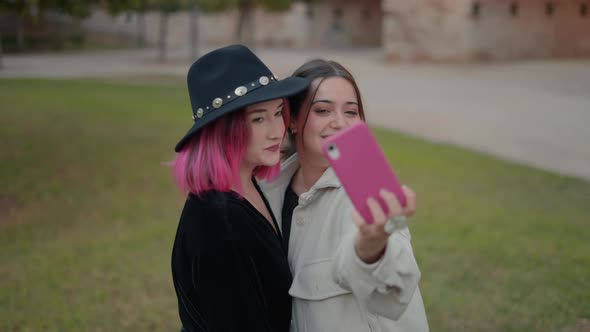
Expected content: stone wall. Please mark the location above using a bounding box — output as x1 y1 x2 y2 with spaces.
307 0 382 47
383 0 590 62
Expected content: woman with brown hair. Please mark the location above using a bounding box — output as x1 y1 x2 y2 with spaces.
262 59 429 331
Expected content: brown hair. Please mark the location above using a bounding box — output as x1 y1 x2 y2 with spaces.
283 59 366 158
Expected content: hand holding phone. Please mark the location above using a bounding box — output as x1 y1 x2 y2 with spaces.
322 122 407 224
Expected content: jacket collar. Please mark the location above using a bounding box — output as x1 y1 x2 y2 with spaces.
265 153 341 193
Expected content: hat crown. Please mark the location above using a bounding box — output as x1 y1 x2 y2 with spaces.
175 44 309 152
187 44 273 114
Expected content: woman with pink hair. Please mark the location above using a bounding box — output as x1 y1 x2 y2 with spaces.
170 45 308 332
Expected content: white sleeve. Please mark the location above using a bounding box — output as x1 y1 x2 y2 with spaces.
332 225 422 320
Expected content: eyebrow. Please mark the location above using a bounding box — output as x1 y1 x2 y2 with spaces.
247 103 284 114
312 99 358 106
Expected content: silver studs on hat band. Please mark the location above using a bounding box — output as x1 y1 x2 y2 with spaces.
235 86 247 96
212 98 223 109
192 108 204 120
192 74 279 121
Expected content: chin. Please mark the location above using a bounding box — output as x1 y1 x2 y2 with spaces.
259 156 280 167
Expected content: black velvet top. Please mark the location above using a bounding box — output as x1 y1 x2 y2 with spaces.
280 182 299 255
171 181 292 332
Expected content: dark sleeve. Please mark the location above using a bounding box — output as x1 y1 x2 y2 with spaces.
186 202 273 332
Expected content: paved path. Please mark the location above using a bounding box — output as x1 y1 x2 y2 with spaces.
2 47 589 180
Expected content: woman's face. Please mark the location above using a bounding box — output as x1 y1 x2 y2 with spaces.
297 77 362 165
243 98 286 168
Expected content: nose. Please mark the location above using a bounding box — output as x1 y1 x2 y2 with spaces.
331 111 346 129
269 115 285 139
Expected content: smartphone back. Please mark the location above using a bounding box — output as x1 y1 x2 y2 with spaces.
322 122 406 224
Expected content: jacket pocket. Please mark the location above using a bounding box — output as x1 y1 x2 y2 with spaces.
367 312 381 332
289 259 351 300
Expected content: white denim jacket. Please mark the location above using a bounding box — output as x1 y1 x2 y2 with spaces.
261 154 429 332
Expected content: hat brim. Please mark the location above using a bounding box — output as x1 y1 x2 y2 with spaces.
175 76 309 152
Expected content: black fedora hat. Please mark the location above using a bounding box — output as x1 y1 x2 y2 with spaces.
175 44 309 152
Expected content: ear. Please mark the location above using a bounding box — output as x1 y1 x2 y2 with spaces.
289 122 297 134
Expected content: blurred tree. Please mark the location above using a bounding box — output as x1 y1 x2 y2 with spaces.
41 0 97 17
149 0 191 63
136 0 147 47
102 0 148 47
43 0 100 48
0 0 36 50
103 0 191 62
0 0 98 52
0 30 3 68
0 4 7 67
199 0 294 45
189 0 199 60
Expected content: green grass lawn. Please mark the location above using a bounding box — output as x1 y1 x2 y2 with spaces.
1 78 589 331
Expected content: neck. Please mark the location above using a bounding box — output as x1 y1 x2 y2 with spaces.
293 153 328 194
234 164 257 196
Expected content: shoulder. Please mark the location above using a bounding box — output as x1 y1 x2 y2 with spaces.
182 191 229 220
180 191 260 235
178 191 237 240
260 154 299 193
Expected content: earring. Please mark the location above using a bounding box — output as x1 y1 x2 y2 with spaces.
288 127 296 134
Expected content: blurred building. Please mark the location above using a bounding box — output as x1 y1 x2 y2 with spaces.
305 0 382 48
383 0 590 62
80 1 382 49
2 0 589 62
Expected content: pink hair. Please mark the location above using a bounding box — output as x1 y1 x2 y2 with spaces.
173 99 289 196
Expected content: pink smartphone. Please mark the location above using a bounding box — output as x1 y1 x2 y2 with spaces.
322 122 406 224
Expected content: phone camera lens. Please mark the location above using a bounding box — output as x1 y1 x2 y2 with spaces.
326 144 340 160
